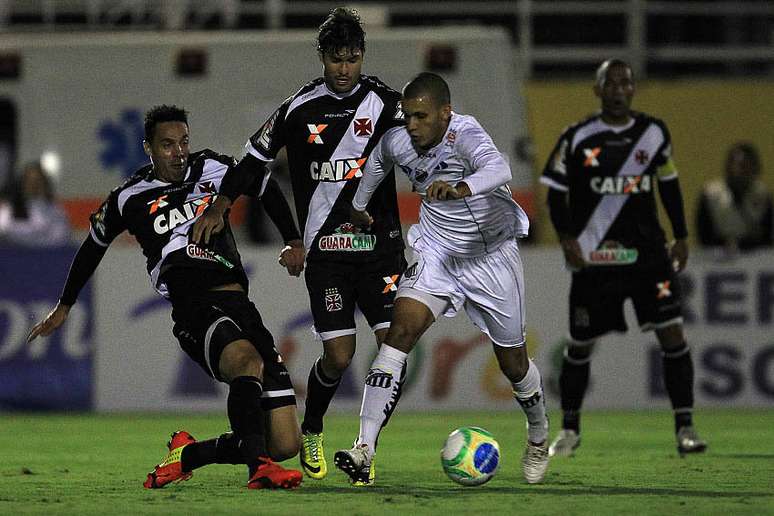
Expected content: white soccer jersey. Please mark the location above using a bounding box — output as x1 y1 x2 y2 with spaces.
353 112 529 256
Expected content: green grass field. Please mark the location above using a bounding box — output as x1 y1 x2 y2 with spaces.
1 409 773 515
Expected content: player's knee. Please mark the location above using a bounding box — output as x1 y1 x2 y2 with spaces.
384 323 420 354
566 339 596 361
270 436 300 462
219 340 264 383
656 324 685 352
321 349 354 375
495 345 529 382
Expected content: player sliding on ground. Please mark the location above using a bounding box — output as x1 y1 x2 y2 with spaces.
27 105 305 490
334 73 550 486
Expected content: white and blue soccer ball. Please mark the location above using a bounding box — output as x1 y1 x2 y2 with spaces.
441 426 500 486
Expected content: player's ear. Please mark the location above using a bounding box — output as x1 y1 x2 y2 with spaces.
442 104 452 122
142 139 151 157
593 83 602 98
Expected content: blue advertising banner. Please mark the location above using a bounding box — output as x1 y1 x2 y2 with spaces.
0 246 93 410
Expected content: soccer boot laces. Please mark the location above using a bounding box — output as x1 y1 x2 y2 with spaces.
334 443 375 486
676 426 708 457
247 458 303 489
300 431 327 479
522 440 549 484
143 430 196 489
548 429 581 457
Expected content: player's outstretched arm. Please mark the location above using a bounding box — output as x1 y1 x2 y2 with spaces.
27 303 71 342
27 234 108 341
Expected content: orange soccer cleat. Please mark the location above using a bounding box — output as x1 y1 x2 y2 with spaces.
247 458 303 490
143 430 197 489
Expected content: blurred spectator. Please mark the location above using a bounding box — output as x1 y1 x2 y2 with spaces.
0 161 71 247
696 143 773 252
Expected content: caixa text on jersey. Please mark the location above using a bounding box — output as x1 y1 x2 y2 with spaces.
310 158 367 182
590 174 652 195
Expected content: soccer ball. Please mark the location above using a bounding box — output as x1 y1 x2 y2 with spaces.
441 426 500 486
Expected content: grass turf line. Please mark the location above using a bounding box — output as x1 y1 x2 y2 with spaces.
0 409 772 515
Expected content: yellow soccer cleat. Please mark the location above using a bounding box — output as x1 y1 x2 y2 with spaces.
300 431 328 479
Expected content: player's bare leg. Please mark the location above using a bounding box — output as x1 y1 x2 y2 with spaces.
495 345 550 483
334 297 434 485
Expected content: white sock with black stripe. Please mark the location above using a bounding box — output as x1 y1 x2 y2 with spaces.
357 344 408 453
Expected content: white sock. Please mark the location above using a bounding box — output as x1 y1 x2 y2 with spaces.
513 359 549 444
357 344 408 452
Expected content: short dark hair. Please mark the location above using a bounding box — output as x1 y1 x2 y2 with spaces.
316 7 365 56
727 142 761 176
595 59 632 87
144 105 188 142
402 72 451 105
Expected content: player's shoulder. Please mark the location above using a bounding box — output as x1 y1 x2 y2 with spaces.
282 77 328 114
633 111 671 135
382 125 410 148
108 164 151 196
450 112 484 132
293 77 326 99
562 112 602 139
189 148 237 169
360 75 400 99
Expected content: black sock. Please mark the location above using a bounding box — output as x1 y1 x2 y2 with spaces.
180 432 243 472
662 342 694 433
559 348 591 434
301 357 341 435
228 376 267 476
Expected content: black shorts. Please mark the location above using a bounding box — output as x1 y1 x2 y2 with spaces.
569 258 683 341
304 253 407 341
170 290 295 410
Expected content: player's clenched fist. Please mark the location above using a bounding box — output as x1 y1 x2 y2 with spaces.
425 180 471 202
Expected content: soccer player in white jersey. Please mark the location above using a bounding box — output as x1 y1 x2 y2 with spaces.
333 72 550 485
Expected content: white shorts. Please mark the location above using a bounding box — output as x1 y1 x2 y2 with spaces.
397 234 526 347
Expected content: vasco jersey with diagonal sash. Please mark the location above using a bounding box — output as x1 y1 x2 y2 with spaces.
245 75 405 264
354 113 529 257
89 149 255 298
540 112 679 267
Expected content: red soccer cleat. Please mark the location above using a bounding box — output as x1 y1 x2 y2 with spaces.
143 430 197 489
247 458 303 489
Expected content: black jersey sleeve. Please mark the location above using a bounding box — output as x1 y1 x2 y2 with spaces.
219 153 271 203
540 130 571 192
658 176 689 239
59 234 109 306
546 187 572 237
89 188 126 246
255 176 302 244
246 99 291 162
652 119 673 168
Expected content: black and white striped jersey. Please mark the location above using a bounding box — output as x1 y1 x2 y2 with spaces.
541 112 679 266
245 75 405 264
89 149 257 298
